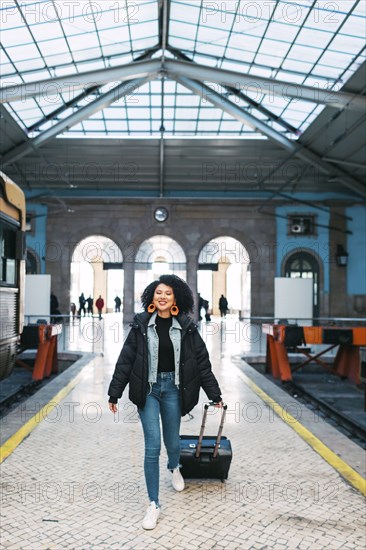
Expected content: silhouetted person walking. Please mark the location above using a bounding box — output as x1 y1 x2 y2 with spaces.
78 293 86 317
86 296 93 316
96 295 104 320
219 294 228 318
114 295 121 312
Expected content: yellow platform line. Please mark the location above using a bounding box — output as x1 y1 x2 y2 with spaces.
0 373 83 464
236 368 366 497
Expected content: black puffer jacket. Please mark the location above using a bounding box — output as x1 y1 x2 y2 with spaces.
108 312 221 416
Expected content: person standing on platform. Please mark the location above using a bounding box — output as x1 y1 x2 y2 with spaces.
108 274 223 530
219 294 228 318
95 295 104 320
78 293 86 317
114 295 122 312
86 296 93 316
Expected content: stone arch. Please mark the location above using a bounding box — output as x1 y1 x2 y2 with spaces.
198 235 251 317
26 247 41 274
134 235 187 312
281 247 325 319
71 235 124 315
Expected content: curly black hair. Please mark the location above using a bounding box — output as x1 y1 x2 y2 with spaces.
141 274 194 314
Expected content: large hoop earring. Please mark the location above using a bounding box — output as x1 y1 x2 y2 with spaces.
147 303 156 313
170 304 179 316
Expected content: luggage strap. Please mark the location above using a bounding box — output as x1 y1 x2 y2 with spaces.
195 403 227 459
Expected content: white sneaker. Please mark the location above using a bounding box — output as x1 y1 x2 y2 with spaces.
142 501 160 530
171 467 185 492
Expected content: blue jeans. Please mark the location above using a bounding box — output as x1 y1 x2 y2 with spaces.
138 372 181 505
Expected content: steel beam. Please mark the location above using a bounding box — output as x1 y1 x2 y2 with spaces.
176 76 366 198
168 46 300 135
166 60 366 112
0 59 161 103
2 57 365 112
1 76 153 166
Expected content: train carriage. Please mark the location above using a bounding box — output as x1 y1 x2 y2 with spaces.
0 171 26 379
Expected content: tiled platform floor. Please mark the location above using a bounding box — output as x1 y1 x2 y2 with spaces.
1 316 365 549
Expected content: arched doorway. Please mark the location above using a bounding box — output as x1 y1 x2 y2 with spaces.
26 249 40 274
71 236 123 314
284 251 320 318
198 236 250 318
134 236 186 313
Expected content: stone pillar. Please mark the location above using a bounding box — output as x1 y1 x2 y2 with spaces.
329 207 348 317
186 254 198 321
92 261 107 313
213 260 229 315
123 260 135 322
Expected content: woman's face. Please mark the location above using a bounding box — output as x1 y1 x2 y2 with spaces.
153 284 175 317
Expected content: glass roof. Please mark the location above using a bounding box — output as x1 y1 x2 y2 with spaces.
1 0 365 139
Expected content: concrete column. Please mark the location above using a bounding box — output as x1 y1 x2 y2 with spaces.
329 207 348 317
123 260 135 322
213 261 229 315
92 261 107 313
186 255 198 321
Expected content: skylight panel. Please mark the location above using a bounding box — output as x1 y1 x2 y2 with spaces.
82 120 106 131
251 56 282 74
5 42 39 64
22 70 50 83
197 25 228 46
128 120 150 131
176 107 199 120
274 1 310 25
258 38 292 58
219 120 245 132
174 120 197 132
67 33 100 51
38 37 69 56
265 21 299 43
199 107 223 120
330 33 365 53
1 27 34 49
196 42 226 57
102 41 132 58
197 120 221 132
225 46 255 64
340 15 366 37
170 20 197 42
228 31 261 51
170 1 200 25
28 21 63 41
169 35 195 51
130 21 156 41
106 120 129 132
287 43 323 64
319 50 355 68
73 46 102 62
297 27 334 48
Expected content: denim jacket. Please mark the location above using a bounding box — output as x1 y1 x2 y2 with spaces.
147 311 182 387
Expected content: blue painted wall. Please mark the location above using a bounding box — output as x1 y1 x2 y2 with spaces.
276 206 330 293
25 203 48 274
346 205 366 295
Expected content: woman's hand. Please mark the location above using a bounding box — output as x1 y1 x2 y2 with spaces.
109 402 118 413
212 400 224 408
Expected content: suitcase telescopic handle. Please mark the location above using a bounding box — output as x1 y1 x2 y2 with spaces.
195 403 227 459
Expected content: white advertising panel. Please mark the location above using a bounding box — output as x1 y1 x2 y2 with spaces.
25 274 51 321
274 277 313 325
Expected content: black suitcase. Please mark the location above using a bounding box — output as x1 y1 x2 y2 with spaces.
180 403 232 481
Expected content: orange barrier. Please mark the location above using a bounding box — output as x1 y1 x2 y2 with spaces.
262 324 366 384
32 324 62 381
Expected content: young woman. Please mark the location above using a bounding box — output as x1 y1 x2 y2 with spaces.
108 274 223 530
